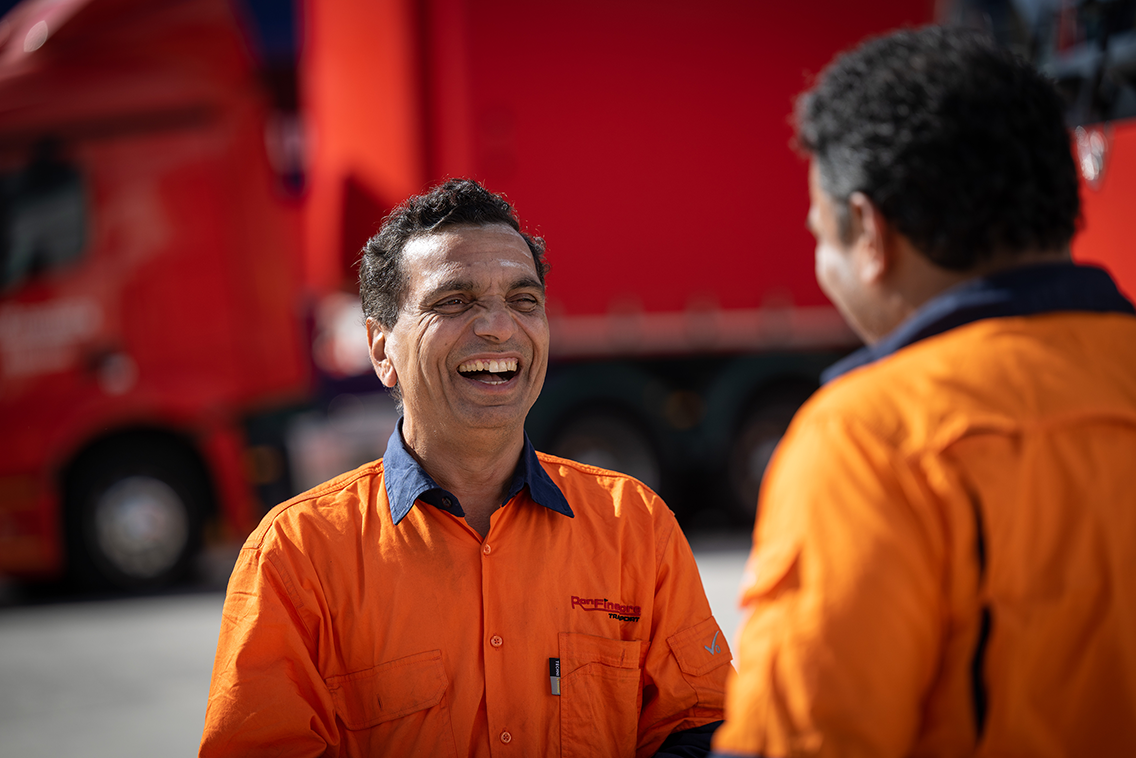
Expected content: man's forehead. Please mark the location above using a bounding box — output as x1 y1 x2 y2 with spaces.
402 223 538 278
405 222 527 253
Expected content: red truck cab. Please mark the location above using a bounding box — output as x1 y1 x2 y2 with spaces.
0 0 308 587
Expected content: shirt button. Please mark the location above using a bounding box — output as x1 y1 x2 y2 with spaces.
490 635 503 647
442 497 452 507
482 543 492 555
500 731 512 744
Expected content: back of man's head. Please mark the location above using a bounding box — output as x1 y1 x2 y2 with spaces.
359 178 548 329
796 26 1080 271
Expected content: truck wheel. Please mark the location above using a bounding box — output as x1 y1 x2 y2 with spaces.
67 443 205 591
547 411 663 492
727 385 814 523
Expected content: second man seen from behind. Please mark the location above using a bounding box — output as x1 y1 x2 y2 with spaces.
714 25 1136 758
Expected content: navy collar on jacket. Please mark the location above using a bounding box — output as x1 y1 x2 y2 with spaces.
823 262 1136 384
382 419 574 525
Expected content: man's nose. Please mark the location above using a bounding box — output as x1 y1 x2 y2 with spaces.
472 300 517 341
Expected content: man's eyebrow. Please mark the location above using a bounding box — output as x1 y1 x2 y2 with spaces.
423 278 474 301
420 275 545 303
510 276 545 293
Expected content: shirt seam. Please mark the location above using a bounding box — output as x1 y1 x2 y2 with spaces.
655 514 678 591
537 450 662 490
259 546 320 649
246 461 385 549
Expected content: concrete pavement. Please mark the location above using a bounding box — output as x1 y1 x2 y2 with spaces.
0 592 224 758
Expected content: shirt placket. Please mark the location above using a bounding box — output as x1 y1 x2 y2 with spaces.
486 493 543 754
481 500 521 755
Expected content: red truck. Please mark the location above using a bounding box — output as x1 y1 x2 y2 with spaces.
0 0 1130 589
0 0 309 588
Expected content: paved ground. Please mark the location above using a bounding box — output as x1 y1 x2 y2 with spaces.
0 532 751 758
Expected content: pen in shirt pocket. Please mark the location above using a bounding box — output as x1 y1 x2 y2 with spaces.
549 657 560 695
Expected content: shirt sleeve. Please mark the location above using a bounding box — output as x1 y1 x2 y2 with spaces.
712 414 945 757
637 508 733 758
199 538 336 757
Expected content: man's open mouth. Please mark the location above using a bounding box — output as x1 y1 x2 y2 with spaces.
457 358 519 384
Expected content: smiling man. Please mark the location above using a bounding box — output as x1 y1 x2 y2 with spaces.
200 179 730 757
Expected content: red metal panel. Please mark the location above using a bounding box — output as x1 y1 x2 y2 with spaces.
300 0 430 291
1073 121 1136 300
432 1 934 321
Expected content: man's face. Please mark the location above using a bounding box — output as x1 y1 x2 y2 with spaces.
370 223 549 442
807 160 880 344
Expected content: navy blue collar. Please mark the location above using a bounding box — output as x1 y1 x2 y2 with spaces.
382 419 574 525
823 262 1135 384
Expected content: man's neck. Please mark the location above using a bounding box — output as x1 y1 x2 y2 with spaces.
401 421 524 538
865 244 1071 345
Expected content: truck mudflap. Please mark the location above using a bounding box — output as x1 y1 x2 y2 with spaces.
198 421 260 541
0 473 60 577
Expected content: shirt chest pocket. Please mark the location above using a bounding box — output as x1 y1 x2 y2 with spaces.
559 632 642 758
325 649 458 757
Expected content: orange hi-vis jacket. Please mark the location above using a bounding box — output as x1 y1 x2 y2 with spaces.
201 430 730 757
714 264 1136 757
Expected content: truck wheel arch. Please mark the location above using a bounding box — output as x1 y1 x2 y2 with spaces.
543 404 665 494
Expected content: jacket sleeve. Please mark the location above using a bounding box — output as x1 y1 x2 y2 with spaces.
199 537 336 757
713 413 946 757
637 507 733 758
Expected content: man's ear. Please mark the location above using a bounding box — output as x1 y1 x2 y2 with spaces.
366 318 398 389
847 191 895 285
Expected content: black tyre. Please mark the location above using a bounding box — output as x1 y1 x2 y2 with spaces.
547 411 663 493
726 385 815 523
66 439 206 591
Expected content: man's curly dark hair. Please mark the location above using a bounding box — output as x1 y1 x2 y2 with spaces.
795 26 1080 270
359 178 549 329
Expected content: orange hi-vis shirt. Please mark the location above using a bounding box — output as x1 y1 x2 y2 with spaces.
714 265 1136 757
201 431 730 757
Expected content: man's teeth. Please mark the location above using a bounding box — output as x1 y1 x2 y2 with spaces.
458 358 519 373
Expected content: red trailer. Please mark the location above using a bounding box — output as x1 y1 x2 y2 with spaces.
302 0 938 526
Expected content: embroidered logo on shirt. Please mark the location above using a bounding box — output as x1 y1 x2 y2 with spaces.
704 630 721 655
571 595 641 622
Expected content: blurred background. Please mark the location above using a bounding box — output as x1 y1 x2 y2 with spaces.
0 0 1133 753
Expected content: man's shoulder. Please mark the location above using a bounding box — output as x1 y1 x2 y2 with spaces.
534 450 672 520
801 312 1136 451
535 450 657 492
244 458 386 550
797 332 970 450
